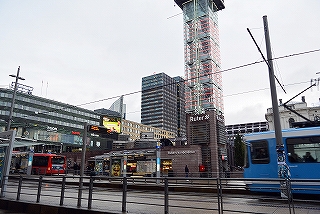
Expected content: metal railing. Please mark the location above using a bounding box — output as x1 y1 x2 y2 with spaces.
1 174 320 214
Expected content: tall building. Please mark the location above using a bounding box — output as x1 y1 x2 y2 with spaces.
109 96 126 119
174 76 186 138
175 0 224 114
175 0 226 177
141 73 186 137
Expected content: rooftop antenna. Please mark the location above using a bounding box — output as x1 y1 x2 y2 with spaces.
41 80 43 96
46 82 48 98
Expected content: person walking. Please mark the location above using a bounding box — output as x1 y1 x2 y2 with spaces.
185 165 189 177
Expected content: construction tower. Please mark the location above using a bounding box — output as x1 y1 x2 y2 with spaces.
174 0 227 177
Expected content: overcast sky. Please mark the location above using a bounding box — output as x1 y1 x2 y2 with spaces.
1 0 319 125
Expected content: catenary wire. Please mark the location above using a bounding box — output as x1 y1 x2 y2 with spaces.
76 48 320 107
6 48 320 120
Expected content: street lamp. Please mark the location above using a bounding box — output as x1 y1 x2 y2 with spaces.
6 66 25 131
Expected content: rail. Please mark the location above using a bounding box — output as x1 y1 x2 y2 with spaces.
1 174 320 214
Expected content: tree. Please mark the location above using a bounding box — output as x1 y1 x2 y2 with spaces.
234 134 245 167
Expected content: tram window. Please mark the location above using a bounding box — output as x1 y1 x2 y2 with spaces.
250 140 270 164
286 136 320 163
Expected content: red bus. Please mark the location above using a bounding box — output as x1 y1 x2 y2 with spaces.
32 153 66 175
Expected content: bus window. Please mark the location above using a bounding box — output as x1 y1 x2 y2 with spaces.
52 156 65 164
250 140 270 164
286 136 320 163
32 156 49 166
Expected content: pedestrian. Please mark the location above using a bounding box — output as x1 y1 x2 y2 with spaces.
185 165 189 177
73 162 79 175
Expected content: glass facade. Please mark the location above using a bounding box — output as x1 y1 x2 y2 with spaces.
141 73 186 136
109 96 126 119
0 88 99 130
0 88 101 152
176 0 226 176
181 0 224 114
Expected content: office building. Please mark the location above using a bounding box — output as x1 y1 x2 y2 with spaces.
0 87 174 153
174 76 186 138
109 96 126 119
141 73 186 137
0 87 103 153
121 119 175 141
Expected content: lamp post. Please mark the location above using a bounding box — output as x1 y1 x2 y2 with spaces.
6 66 25 131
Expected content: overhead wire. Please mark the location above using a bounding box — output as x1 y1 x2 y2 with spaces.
223 80 311 98
272 49 286 92
247 28 286 93
7 48 320 122
126 80 313 116
77 48 320 108
260 23 286 94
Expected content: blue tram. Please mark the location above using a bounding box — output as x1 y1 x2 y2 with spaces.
243 126 320 194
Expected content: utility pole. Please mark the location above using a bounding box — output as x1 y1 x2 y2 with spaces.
77 122 88 207
263 16 283 147
7 66 25 131
0 130 16 197
263 15 290 199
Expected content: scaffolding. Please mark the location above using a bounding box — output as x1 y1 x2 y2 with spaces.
176 0 226 177
180 0 224 114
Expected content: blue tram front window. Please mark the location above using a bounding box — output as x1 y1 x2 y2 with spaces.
286 136 320 163
250 140 270 164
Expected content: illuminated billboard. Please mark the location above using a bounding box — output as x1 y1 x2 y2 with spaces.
101 116 121 133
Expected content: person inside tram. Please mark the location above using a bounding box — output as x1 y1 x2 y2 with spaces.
255 148 267 159
303 152 316 162
288 153 302 163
